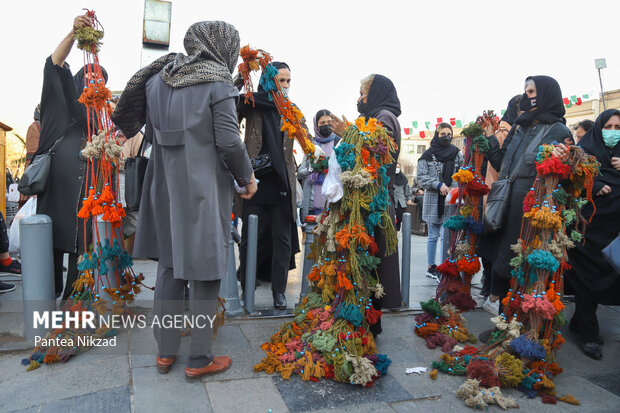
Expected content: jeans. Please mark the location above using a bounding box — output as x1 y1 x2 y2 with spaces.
426 222 443 267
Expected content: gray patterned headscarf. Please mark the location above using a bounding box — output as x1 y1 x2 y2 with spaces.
111 21 239 138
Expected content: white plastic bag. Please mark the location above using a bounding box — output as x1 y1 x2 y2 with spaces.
321 152 343 203
9 197 37 253
7 183 20 203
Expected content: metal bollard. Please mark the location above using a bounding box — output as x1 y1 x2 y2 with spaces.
298 218 316 305
400 213 412 307
21 215 55 341
244 214 258 313
220 226 243 316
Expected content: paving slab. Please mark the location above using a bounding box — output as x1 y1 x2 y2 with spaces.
206 377 288 413
273 374 411 412
0 355 129 412
132 365 212 413
305 401 396 413
29 385 131 413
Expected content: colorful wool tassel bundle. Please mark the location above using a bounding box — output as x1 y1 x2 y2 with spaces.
434 122 489 311
254 117 397 386
24 11 147 370
238 45 317 159
430 144 597 408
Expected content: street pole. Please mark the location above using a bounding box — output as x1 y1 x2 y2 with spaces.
598 68 607 110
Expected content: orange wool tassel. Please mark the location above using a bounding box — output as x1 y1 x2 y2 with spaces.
308 266 321 282
336 271 353 290
335 226 353 249
415 323 439 338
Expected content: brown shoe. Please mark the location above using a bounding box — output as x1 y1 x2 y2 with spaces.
185 356 232 381
156 356 176 374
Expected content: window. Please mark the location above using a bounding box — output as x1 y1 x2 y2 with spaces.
417 145 426 154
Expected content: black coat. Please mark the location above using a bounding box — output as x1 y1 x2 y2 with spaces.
36 57 89 253
567 109 620 301
480 122 572 278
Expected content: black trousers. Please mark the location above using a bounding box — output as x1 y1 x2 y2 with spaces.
395 206 406 231
239 203 292 293
569 275 620 342
53 249 79 300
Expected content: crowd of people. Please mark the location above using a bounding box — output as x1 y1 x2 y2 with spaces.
2 14 618 380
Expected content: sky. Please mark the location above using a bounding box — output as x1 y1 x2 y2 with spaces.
1 0 619 140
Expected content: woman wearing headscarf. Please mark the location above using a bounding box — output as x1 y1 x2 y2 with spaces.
479 95 522 311
480 75 572 322
331 74 403 335
417 123 463 281
112 21 255 380
298 109 340 217
565 109 620 360
393 162 412 231
35 14 109 300
235 61 303 310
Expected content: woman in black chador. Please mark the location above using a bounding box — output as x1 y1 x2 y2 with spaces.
567 109 620 360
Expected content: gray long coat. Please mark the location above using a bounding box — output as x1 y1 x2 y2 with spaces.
133 76 253 280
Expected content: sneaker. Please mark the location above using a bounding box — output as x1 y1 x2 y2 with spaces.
426 266 439 283
0 281 16 293
482 297 499 315
0 260 21 275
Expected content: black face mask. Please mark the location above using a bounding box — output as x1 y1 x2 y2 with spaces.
438 136 451 147
519 93 537 112
357 100 367 115
318 125 332 138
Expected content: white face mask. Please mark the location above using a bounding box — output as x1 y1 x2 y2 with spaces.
395 168 401 174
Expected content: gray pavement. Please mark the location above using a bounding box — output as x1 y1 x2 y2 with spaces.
1 231 619 412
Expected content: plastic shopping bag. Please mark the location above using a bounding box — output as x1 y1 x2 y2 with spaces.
9 197 37 253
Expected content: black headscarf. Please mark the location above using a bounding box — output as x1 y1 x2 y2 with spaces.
515 75 565 127
420 128 460 216
579 109 620 178
394 170 408 187
359 74 401 118
501 94 521 126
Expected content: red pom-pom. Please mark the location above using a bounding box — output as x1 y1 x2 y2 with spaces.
464 178 490 197
523 190 537 213
536 157 571 178
436 260 459 278
365 306 382 325
467 359 500 388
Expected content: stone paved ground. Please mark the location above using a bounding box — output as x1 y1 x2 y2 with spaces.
1 232 619 412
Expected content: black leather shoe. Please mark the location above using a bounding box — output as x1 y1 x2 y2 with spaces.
579 340 603 360
273 292 287 310
596 335 604 345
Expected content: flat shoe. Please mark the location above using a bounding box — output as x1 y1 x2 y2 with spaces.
156 356 176 374
579 341 602 360
185 356 231 381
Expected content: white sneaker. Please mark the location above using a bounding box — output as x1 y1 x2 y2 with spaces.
482 297 499 315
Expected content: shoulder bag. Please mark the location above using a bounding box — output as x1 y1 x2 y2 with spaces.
483 131 543 233
124 136 149 212
18 135 65 196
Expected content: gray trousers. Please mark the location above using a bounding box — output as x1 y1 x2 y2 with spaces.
153 263 221 368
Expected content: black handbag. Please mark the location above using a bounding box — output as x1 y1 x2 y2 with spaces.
484 130 544 232
602 232 620 274
124 137 149 212
18 135 65 196
251 153 272 177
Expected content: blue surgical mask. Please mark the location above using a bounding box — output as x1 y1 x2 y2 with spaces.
602 129 620 148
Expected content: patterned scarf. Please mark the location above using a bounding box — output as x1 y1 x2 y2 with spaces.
111 21 240 138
